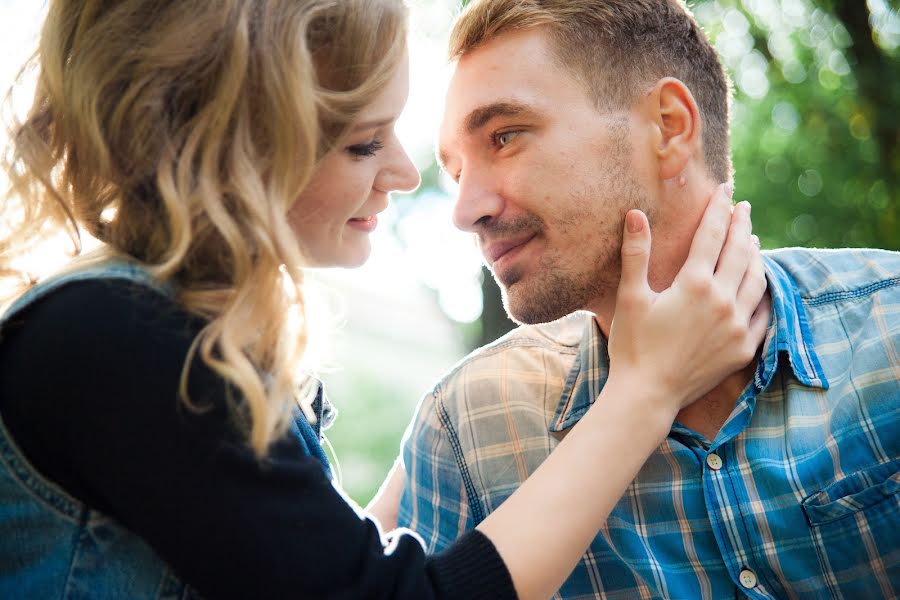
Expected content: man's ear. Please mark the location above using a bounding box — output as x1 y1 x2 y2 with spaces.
648 77 701 181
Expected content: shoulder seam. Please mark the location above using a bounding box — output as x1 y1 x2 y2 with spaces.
803 277 900 307
437 337 579 386
433 384 486 524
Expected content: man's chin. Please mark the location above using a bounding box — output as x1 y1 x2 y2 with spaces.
501 283 572 326
504 302 570 326
490 261 523 289
495 264 614 326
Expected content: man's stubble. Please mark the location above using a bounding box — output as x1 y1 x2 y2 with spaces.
497 121 653 325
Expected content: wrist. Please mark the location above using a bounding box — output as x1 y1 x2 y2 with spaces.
600 373 678 433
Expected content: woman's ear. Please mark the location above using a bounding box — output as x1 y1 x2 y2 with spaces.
648 77 701 181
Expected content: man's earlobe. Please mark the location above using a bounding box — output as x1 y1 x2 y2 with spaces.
654 78 701 181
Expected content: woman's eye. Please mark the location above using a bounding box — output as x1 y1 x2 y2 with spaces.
495 131 520 147
346 139 385 158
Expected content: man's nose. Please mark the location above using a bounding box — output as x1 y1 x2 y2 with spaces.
452 168 503 232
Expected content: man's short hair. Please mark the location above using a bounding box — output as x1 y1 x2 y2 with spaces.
450 0 733 182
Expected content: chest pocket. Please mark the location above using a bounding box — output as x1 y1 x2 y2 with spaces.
802 457 899 599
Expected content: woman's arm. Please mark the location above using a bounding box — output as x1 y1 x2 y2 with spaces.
475 184 767 600
366 458 404 531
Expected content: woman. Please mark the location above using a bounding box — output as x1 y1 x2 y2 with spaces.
0 1 767 599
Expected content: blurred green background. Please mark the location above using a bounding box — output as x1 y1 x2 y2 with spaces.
325 0 899 505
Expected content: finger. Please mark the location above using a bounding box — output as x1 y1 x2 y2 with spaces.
713 201 752 295
617 209 652 305
736 236 767 320
682 182 734 275
745 290 770 354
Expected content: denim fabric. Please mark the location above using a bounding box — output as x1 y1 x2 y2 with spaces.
0 262 332 598
0 263 199 599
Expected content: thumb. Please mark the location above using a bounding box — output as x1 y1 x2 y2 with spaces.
618 209 652 297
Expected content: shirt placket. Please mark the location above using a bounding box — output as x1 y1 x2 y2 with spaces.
702 402 777 600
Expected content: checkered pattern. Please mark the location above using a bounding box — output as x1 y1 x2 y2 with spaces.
399 248 900 599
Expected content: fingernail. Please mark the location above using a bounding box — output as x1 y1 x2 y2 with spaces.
724 182 734 199
740 201 751 215
751 235 761 248
626 211 643 233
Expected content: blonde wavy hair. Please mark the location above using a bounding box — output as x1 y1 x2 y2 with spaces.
0 0 408 457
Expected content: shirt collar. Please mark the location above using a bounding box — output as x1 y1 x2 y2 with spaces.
549 255 829 433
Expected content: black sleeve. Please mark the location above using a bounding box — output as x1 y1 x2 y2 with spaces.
0 279 516 600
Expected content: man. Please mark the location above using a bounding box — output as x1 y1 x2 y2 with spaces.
398 1 900 598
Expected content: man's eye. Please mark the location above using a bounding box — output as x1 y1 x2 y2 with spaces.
495 131 520 147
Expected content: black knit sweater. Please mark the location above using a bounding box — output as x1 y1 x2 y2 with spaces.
0 278 516 599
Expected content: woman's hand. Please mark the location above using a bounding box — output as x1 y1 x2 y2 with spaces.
607 183 768 417
475 183 768 600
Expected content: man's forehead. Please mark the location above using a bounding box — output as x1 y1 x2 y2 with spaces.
440 67 551 160
441 32 553 119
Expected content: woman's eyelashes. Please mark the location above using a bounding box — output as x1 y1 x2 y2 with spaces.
346 139 385 158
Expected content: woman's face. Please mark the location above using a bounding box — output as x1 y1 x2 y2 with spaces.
288 53 420 268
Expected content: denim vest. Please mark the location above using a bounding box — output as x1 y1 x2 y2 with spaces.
0 262 333 598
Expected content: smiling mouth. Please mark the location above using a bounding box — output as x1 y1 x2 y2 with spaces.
484 233 537 267
347 214 379 232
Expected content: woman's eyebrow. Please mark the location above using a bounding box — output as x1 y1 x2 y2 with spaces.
352 117 395 132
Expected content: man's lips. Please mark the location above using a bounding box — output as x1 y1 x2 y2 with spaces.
484 234 536 265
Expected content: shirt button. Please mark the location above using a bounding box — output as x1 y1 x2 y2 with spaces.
739 569 758 589
706 453 723 470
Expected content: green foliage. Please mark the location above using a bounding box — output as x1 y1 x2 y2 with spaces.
324 372 417 504
696 0 898 250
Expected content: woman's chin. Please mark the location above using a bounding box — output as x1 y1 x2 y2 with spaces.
341 251 372 269
303 243 372 270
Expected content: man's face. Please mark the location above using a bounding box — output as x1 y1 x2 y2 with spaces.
439 27 655 324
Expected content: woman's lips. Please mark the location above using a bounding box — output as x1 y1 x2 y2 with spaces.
347 214 378 232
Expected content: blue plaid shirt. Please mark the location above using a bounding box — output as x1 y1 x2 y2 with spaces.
399 248 900 599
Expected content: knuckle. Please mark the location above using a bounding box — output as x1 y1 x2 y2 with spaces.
715 304 734 321
732 322 749 341
732 231 751 253
616 289 646 310
711 291 734 319
684 273 712 297
621 242 647 258
710 225 727 244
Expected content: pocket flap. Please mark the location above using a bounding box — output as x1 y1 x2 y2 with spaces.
802 458 899 526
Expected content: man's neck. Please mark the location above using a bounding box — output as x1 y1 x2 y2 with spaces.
589 176 769 441
674 362 755 441
590 176 716 332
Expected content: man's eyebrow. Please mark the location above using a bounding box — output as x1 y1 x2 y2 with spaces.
438 101 536 172
463 101 532 134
